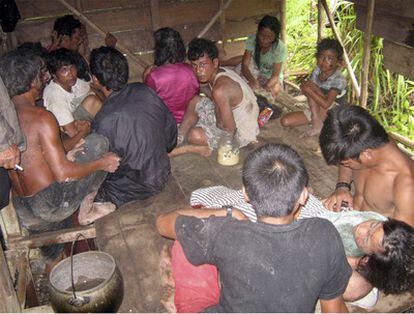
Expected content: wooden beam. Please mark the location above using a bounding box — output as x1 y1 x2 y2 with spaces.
56 0 149 70
321 0 361 97
7 225 96 250
359 0 375 108
150 0 160 32
317 0 323 43
0 245 20 312
280 0 286 44
219 0 226 46
197 0 233 38
15 251 29 309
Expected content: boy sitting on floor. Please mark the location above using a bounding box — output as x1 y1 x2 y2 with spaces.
157 143 351 312
44 48 102 150
281 38 347 136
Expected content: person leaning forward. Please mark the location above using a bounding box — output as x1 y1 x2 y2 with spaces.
0 48 120 262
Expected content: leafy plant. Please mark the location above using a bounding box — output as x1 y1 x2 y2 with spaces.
286 0 414 141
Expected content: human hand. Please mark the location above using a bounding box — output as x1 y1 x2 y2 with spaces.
50 30 63 50
0 144 20 169
105 33 117 48
75 120 91 136
66 138 85 161
100 152 120 173
80 23 89 45
266 80 282 97
322 188 354 211
142 65 156 82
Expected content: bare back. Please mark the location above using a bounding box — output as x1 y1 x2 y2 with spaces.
353 143 414 226
9 102 61 196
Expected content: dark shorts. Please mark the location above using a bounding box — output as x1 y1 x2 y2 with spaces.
12 133 109 259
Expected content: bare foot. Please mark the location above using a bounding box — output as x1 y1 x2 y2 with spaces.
159 245 176 313
78 202 116 225
169 144 212 158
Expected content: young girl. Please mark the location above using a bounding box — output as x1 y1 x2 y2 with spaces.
281 38 347 135
222 15 287 97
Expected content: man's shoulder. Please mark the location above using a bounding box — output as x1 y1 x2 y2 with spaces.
299 217 339 237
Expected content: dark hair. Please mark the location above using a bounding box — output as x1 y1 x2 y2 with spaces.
319 105 389 165
47 48 76 75
17 42 48 58
316 38 344 60
187 38 218 61
90 46 128 91
53 14 81 37
0 48 44 97
242 144 309 218
153 27 186 66
254 15 281 67
357 218 414 294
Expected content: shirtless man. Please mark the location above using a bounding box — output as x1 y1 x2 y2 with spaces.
319 105 414 227
0 48 120 259
170 38 259 157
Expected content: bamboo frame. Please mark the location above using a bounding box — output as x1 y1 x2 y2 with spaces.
359 0 375 108
56 0 149 69
150 0 161 33
317 0 323 43
320 0 361 98
280 0 287 44
7 225 96 250
197 0 233 38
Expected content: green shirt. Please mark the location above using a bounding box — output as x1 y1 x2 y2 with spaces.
319 210 387 257
245 34 287 81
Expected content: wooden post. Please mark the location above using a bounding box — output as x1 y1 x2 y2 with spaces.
0 245 20 312
359 0 375 108
320 0 361 98
317 0 323 43
280 0 287 44
150 0 161 32
197 0 233 38
219 0 226 47
76 0 82 12
56 0 149 70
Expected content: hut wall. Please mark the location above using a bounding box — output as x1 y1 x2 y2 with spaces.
12 0 280 81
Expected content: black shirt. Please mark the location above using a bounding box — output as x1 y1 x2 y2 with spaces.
176 215 352 313
93 83 177 207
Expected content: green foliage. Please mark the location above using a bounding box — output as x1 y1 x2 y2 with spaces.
286 0 414 141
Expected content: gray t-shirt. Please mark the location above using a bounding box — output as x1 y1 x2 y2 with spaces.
176 215 352 313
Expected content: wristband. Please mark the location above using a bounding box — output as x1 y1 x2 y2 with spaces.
223 206 233 217
335 182 351 191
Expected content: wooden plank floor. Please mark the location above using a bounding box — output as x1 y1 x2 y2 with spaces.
94 98 414 313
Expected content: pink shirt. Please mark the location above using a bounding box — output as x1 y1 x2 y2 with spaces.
145 63 199 123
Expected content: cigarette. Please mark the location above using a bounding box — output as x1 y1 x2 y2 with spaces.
14 164 23 171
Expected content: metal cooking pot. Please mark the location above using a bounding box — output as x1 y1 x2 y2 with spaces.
48 234 124 313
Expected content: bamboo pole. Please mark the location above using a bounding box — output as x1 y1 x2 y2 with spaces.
219 0 226 47
197 0 233 38
150 0 161 33
359 0 375 108
317 0 323 43
280 0 287 44
320 0 361 98
56 0 149 69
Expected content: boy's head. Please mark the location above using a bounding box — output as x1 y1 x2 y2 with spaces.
357 218 414 295
53 15 82 52
316 38 343 74
90 46 129 92
153 27 186 66
0 48 47 98
242 144 309 218
319 105 389 167
47 48 78 90
187 38 219 84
